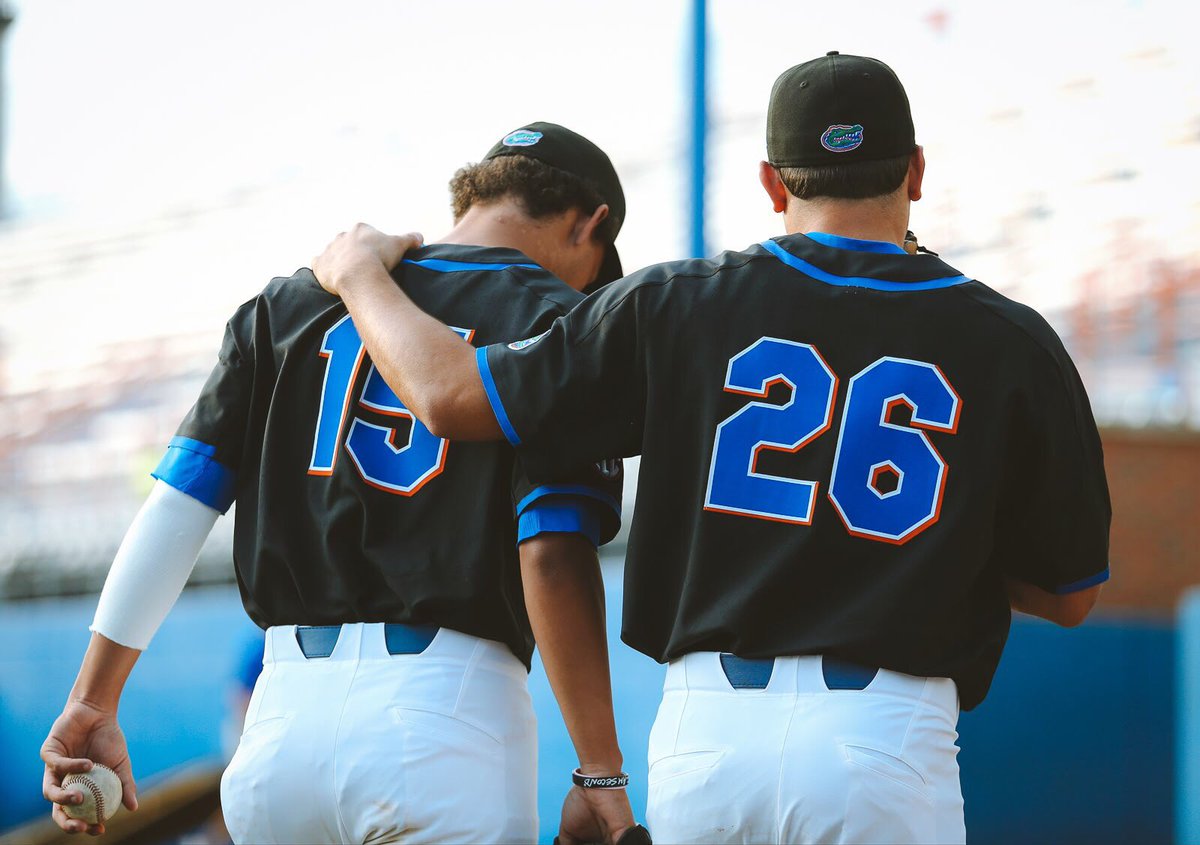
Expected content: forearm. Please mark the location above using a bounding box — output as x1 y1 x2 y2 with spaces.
521 534 623 773
69 633 141 713
338 260 501 440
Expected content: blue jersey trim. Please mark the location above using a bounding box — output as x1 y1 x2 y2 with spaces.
1053 567 1110 595
760 239 971 291
152 436 236 514
804 232 908 255
476 346 521 446
518 503 602 547
516 484 621 519
402 257 540 274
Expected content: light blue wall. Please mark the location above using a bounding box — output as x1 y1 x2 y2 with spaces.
0 588 259 825
0 583 1181 843
957 614 1175 845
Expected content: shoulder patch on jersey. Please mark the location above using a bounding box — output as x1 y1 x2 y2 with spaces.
502 129 543 147
508 330 550 350
820 124 864 153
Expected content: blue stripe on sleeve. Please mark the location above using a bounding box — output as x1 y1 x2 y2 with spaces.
476 346 522 446
151 436 237 514
761 238 971 291
1053 567 1111 595
515 484 621 519
517 503 602 547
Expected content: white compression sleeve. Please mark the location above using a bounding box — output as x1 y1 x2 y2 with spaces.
90 480 221 650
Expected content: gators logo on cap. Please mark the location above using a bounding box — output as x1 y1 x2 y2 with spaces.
502 129 543 147
820 124 864 153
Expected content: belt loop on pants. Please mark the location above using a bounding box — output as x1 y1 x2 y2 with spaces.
718 654 879 691
295 623 439 658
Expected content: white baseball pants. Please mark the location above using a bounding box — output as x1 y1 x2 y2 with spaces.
646 653 965 844
220 623 538 844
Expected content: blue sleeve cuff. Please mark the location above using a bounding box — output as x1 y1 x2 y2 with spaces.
1053 566 1110 595
518 503 602 547
516 485 621 546
151 436 237 514
476 346 521 446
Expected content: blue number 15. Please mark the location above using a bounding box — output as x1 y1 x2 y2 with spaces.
308 314 474 495
704 338 961 544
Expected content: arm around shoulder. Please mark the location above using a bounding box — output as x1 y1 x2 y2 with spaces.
311 224 503 441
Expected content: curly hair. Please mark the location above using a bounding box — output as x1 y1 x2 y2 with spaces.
776 152 911 200
449 156 619 244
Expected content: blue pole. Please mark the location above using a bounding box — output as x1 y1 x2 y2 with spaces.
1179 587 1200 845
689 0 708 258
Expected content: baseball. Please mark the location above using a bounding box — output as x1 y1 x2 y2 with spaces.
62 763 123 824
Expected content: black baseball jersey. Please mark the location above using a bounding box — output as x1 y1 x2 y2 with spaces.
479 232 1110 708
152 243 623 667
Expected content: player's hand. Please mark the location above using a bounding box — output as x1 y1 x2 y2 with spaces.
312 223 424 296
556 785 638 845
41 699 138 835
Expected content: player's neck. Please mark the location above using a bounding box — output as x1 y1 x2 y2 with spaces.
438 202 553 261
782 196 910 249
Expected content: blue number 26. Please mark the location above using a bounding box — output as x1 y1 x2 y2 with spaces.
704 338 961 544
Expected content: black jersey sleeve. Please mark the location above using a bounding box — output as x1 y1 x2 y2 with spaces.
478 276 648 473
511 458 624 547
994 341 1111 594
151 298 257 513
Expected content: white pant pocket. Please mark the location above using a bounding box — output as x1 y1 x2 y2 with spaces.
841 743 935 845
648 748 726 786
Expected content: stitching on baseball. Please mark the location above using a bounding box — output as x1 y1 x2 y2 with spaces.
91 764 116 822
67 766 113 824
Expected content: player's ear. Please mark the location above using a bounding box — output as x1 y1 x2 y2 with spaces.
759 162 789 214
572 203 610 246
907 146 925 202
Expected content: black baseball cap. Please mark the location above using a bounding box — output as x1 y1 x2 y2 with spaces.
767 51 916 167
483 121 625 286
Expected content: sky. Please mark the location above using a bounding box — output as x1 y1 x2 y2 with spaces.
1 0 1198 394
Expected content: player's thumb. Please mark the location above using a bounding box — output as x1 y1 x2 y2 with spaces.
380 232 423 271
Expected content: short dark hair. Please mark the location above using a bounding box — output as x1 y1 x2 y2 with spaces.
449 155 619 244
776 152 911 200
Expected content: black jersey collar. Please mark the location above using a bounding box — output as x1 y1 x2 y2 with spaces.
761 232 970 291
400 243 543 274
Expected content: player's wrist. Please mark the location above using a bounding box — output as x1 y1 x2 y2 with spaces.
577 754 624 777
329 255 388 298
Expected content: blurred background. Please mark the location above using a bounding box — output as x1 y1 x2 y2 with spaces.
1 0 1198 842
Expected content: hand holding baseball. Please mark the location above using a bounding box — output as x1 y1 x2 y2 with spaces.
41 699 138 835
62 763 123 826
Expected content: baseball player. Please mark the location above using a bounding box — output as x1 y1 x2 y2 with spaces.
40 122 643 844
309 53 1111 844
